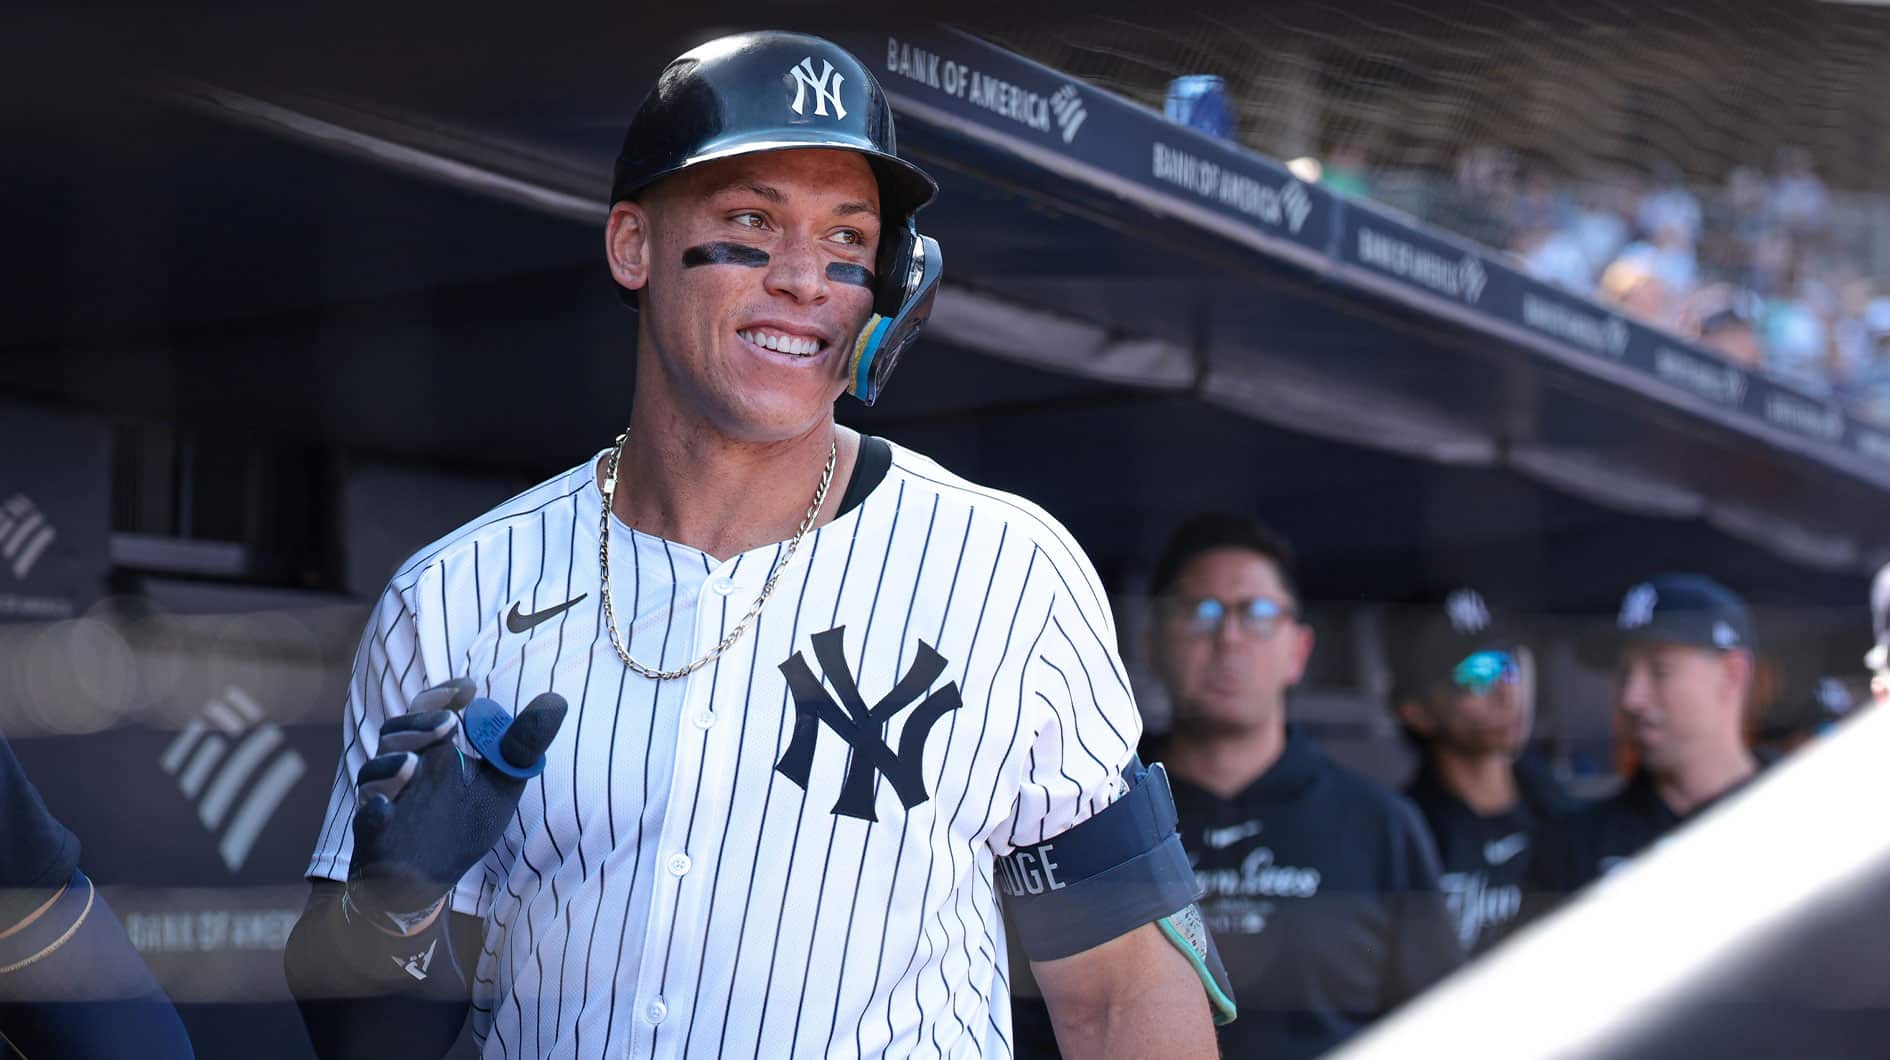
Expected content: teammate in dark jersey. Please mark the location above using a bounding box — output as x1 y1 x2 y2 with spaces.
1142 514 1462 1060
1392 588 1577 956
1529 574 1762 900
0 730 195 1058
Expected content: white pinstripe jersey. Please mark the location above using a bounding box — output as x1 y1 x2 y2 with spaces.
306 439 1141 1060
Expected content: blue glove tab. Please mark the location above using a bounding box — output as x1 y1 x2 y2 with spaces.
462 698 550 780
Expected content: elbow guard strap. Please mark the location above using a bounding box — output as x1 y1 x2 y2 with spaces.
998 760 1237 1025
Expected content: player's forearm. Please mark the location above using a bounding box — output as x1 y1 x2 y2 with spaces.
1038 926 1221 1060
283 883 473 1060
1045 975 1221 1060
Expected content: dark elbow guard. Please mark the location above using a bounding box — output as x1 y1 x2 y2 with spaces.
0 870 196 1058
997 760 1237 1025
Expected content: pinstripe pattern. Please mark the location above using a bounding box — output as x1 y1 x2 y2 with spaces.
306 442 1142 1059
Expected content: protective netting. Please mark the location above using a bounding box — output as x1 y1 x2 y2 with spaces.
980 0 1890 421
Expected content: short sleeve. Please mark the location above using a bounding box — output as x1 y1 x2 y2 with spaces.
989 558 1143 857
304 582 479 910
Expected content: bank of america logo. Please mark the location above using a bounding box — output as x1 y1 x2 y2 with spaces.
0 494 57 579
159 686 307 872
1049 84 1087 143
1281 179 1312 234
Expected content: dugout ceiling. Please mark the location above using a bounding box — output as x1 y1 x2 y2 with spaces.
1 10 1885 616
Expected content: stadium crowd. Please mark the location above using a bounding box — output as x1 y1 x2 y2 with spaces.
1329 145 1890 424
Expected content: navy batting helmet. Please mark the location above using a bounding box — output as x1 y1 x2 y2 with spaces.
611 31 942 405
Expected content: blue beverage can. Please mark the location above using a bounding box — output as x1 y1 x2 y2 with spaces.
1164 75 1234 140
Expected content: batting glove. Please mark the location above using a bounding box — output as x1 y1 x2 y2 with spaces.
344 679 566 932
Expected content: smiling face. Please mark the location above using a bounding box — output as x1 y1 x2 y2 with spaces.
606 149 882 443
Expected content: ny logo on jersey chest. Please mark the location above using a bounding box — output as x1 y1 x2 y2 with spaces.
775 626 961 820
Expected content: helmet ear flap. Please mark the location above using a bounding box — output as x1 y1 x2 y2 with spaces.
848 226 942 405
874 218 921 319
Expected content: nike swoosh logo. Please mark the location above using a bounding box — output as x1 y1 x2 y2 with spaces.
1202 820 1264 850
1484 833 1530 866
506 594 588 634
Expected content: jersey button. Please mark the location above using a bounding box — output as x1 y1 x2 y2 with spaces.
710 578 736 596
667 853 692 877
645 998 668 1024
693 710 717 730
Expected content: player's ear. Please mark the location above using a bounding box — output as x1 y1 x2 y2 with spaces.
1723 647 1754 699
607 200 654 293
1396 697 1436 736
1283 622 1316 686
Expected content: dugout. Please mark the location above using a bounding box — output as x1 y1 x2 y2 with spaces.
2 11 1887 1057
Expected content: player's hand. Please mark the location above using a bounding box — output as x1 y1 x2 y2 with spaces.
344 678 566 929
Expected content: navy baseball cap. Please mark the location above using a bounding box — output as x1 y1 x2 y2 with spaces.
1390 587 1524 700
1581 573 1755 666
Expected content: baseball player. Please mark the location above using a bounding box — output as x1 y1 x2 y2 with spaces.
1529 574 1763 899
1391 588 1577 956
1124 513 1460 1060
284 32 1231 1060
0 730 196 1058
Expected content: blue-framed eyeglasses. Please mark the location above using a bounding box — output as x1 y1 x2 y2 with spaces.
1168 596 1297 638
1452 651 1519 695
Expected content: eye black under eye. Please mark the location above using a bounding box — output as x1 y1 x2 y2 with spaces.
825 263 874 289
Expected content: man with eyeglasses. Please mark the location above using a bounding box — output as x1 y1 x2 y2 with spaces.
1391 589 1577 956
1140 514 1463 1060
1528 574 1762 900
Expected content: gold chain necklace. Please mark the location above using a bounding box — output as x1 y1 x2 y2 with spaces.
597 429 837 680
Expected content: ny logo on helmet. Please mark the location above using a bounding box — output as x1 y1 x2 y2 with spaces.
788 57 847 120
1619 584 1658 630
1445 589 1491 635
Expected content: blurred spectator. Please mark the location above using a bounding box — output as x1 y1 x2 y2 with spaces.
1599 257 1673 326
1511 163 1567 235
1614 219 1699 298
1529 575 1762 902
1568 181 1633 282
1319 141 1373 199
1722 165 1770 241
1700 310 1765 369
1395 137 1890 424
1761 290 1832 394
1681 284 1764 368
1434 145 1519 250
1771 146 1830 231
1637 161 1702 246
1515 223 1593 292
1392 589 1578 956
1137 514 1461 1060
